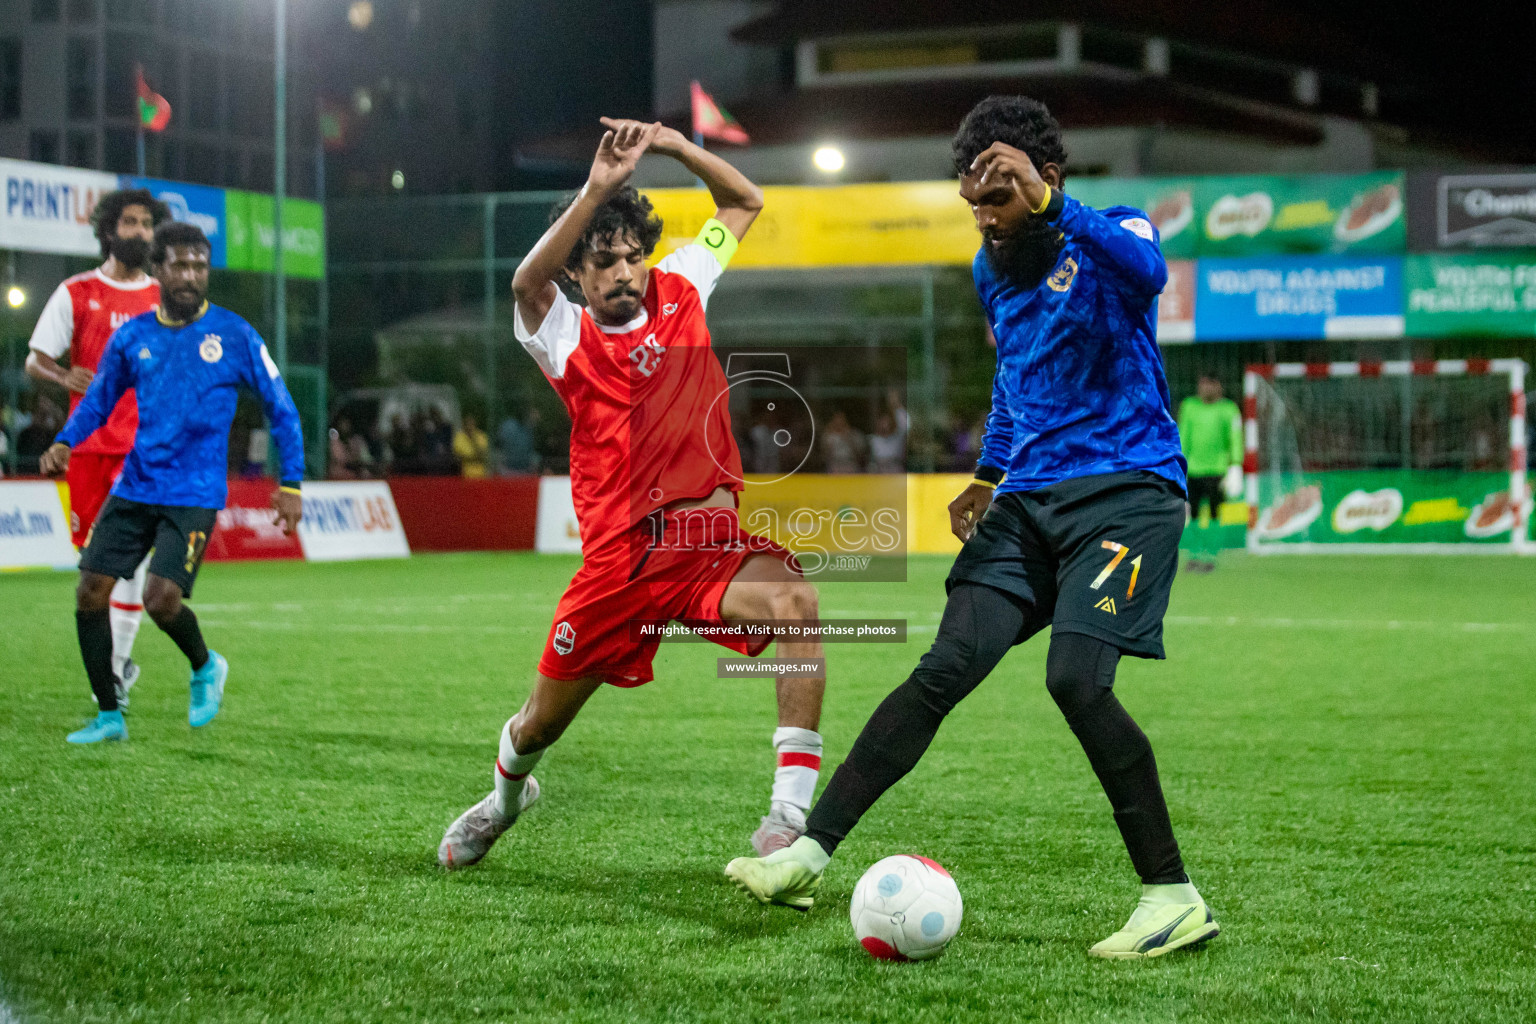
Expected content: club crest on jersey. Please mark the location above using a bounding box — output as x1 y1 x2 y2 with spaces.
629 332 666 377
662 302 679 316
1047 256 1079 292
553 621 577 655
199 334 223 363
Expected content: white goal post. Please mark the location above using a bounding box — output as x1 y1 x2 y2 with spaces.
1243 358 1530 554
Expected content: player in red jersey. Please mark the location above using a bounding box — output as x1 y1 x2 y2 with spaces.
439 119 828 868
27 188 170 706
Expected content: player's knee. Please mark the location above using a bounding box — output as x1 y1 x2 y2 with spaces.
75 574 113 611
509 712 559 755
766 580 818 624
1044 631 1119 720
143 584 181 625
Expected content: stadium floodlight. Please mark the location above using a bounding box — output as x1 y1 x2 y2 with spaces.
812 146 845 173
391 170 405 190
6 286 24 308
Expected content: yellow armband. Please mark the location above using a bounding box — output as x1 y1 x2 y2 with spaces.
695 218 739 270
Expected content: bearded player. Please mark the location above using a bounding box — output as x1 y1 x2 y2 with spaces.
438 120 826 867
27 189 171 707
726 96 1220 959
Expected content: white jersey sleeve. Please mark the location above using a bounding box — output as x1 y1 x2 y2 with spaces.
655 244 725 311
514 292 583 380
28 282 75 359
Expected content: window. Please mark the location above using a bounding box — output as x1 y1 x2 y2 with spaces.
105 0 153 26
67 130 97 167
185 47 219 130
32 0 62 24
0 38 19 121
105 33 159 118
69 0 99 21
228 56 273 139
104 125 137 173
186 141 220 185
67 36 97 118
30 130 60 164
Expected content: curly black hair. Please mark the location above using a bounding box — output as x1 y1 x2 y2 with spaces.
151 220 211 264
90 188 172 260
951 95 1069 179
550 186 664 273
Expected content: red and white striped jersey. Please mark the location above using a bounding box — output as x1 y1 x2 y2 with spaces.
516 245 741 551
29 268 160 455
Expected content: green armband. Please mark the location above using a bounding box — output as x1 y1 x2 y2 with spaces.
695 218 739 270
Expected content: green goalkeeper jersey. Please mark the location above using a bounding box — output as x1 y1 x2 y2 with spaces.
1177 396 1243 477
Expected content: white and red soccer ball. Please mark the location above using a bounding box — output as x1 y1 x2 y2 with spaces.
850 854 963 961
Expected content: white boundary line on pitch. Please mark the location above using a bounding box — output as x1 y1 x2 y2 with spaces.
1166 615 1533 633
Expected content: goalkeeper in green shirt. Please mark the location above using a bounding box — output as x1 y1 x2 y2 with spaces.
1177 375 1243 572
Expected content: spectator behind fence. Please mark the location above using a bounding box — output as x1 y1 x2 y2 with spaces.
498 409 541 474
947 412 982 472
421 407 456 474
387 414 417 474
821 410 865 474
867 399 909 474
454 414 491 478
17 395 65 475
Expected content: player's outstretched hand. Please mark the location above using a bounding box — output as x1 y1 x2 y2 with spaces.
63 365 95 394
969 142 1049 213
601 116 687 156
949 482 995 543
588 118 661 196
270 488 302 536
39 442 71 478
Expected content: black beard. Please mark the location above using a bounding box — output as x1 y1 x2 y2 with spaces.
982 221 1064 289
110 236 151 270
162 291 206 321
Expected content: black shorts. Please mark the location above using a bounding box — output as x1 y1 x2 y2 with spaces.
79 496 218 598
1187 475 1224 519
947 471 1187 659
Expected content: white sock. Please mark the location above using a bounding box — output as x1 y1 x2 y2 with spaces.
109 559 149 677
492 717 543 817
769 726 822 827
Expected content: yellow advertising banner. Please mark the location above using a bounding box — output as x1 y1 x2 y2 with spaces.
645 182 980 269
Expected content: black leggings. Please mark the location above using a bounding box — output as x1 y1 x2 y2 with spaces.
805 583 1187 884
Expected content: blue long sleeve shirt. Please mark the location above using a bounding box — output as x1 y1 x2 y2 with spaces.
975 191 1186 495
56 303 305 509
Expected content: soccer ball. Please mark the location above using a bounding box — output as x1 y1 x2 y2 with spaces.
850 855 963 961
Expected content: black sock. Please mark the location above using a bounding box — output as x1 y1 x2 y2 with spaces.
76 608 118 712
1045 631 1187 885
805 584 1025 856
160 605 209 670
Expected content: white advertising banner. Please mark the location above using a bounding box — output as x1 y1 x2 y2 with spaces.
535 476 583 554
296 481 411 561
0 482 78 569
0 159 120 256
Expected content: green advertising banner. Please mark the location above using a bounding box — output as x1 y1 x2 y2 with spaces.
1253 470 1522 546
1195 172 1405 257
226 190 326 279
1067 178 1202 259
1404 252 1536 337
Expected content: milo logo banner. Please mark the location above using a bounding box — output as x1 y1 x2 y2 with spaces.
1197 172 1405 256
1067 178 1202 259
1253 471 1526 547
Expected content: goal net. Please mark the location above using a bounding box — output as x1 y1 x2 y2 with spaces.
1244 359 1530 553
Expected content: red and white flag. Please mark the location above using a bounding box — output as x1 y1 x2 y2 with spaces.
691 81 749 146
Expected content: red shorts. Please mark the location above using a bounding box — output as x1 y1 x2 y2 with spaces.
66 452 127 548
538 508 797 687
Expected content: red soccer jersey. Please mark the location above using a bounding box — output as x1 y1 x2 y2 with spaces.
516 245 741 552
29 268 160 455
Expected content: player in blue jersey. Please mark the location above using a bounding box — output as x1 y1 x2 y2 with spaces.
41 221 305 745
726 97 1219 959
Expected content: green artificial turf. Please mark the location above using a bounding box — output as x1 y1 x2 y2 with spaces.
2 552 1533 1022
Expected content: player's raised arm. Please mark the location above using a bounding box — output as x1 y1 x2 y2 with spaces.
600 117 764 242
511 120 661 333
970 142 1166 296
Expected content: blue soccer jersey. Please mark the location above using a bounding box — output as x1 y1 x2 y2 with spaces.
56 302 304 508
975 191 1186 495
